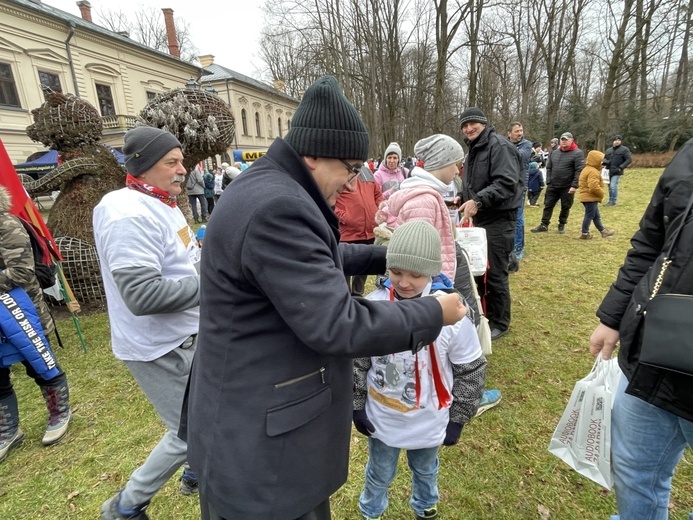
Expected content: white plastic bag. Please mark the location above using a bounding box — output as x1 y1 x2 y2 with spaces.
548 357 622 489
455 225 487 276
601 167 610 184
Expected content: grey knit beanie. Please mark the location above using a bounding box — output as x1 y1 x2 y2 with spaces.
384 142 402 161
284 76 369 160
387 221 442 278
414 134 464 172
459 107 488 126
123 126 182 177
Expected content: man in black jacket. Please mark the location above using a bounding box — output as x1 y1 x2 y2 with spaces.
456 107 522 340
590 138 693 519
603 134 632 206
531 132 584 234
185 76 467 520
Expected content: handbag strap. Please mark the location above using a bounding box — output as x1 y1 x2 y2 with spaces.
650 188 693 299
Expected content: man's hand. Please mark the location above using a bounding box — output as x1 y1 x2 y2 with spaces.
590 323 620 359
568 187 577 194
436 292 467 325
459 200 478 223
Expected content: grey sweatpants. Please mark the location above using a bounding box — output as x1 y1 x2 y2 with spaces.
119 342 195 509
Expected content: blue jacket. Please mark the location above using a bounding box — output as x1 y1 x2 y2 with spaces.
0 286 59 379
527 167 544 193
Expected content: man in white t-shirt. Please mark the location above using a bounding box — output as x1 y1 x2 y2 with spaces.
93 126 201 520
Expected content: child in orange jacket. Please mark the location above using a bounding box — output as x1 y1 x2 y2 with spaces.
577 150 616 239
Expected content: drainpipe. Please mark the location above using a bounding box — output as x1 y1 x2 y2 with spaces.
226 78 238 150
64 21 79 97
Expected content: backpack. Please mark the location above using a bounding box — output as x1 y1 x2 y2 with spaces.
187 172 198 191
18 218 59 289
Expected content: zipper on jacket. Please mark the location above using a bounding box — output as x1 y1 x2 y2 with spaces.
275 367 326 388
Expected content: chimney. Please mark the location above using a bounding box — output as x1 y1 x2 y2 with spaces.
273 79 286 93
76 1 92 22
161 8 180 58
199 55 215 68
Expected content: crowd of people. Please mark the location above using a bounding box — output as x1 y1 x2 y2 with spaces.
0 74 690 520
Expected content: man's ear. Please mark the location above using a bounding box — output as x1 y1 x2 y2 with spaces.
303 156 318 170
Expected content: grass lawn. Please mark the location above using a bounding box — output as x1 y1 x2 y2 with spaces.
2 168 692 519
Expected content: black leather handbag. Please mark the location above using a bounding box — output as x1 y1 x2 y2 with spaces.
639 190 693 376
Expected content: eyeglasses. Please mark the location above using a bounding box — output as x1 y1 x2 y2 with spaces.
340 159 362 182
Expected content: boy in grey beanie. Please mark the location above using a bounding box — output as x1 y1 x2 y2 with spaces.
354 219 486 520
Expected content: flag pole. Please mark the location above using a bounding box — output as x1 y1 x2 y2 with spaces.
56 262 87 352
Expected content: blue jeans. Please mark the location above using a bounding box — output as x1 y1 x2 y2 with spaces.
514 189 526 259
610 377 693 520
581 202 604 234
609 175 621 204
359 437 439 518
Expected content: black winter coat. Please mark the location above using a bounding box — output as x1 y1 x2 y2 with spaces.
604 144 632 178
185 139 444 519
546 146 585 189
460 126 522 221
596 138 693 421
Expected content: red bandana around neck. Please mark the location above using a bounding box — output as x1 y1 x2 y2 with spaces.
126 174 178 207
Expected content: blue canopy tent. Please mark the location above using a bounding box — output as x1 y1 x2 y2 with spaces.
14 147 125 180
13 150 59 179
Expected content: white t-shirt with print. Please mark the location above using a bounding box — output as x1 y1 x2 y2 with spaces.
94 188 201 362
365 284 482 449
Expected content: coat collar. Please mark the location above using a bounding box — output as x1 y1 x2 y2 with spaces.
261 139 341 240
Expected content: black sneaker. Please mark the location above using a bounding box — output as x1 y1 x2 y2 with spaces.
557 225 565 234
179 470 199 495
415 505 438 519
531 224 548 233
100 492 149 520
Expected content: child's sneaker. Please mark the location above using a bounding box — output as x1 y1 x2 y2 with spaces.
179 470 199 495
362 515 383 520
475 389 502 417
415 505 438 519
100 491 149 520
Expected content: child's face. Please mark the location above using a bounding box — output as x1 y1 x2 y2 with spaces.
389 268 430 299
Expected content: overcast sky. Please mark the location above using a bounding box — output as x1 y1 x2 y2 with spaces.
45 0 266 78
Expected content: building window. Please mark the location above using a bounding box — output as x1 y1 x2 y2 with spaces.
95 83 116 116
277 117 282 138
267 114 273 138
255 112 262 137
241 109 248 135
146 91 158 102
0 62 20 108
38 71 62 93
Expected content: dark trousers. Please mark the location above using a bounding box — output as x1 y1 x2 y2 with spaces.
475 213 516 332
200 492 331 520
528 190 542 206
541 186 574 227
581 202 604 234
206 196 215 215
0 360 65 400
343 238 374 297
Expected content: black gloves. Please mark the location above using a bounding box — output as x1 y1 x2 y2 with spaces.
353 409 376 437
443 421 463 446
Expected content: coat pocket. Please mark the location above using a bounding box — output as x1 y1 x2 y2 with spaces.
266 386 332 437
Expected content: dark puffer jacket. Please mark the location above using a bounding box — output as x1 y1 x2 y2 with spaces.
596 138 693 421
460 125 522 216
546 144 585 189
604 144 632 178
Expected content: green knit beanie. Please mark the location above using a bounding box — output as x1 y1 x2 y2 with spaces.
387 221 442 277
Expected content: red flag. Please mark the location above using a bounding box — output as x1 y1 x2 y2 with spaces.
0 138 62 260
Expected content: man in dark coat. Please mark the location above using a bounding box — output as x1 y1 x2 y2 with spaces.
603 134 632 206
455 107 522 340
531 131 585 234
590 138 693 519
507 121 533 263
184 76 466 520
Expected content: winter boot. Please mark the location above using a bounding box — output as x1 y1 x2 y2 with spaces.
0 393 24 463
40 376 71 446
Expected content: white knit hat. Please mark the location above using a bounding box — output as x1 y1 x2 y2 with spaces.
414 134 464 172
384 142 402 161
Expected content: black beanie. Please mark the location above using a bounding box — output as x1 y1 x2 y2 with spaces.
123 126 182 177
459 107 488 126
284 76 369 160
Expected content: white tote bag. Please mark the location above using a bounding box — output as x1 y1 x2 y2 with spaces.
548 357 622 489
455 224 487 277
601 167 610 185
